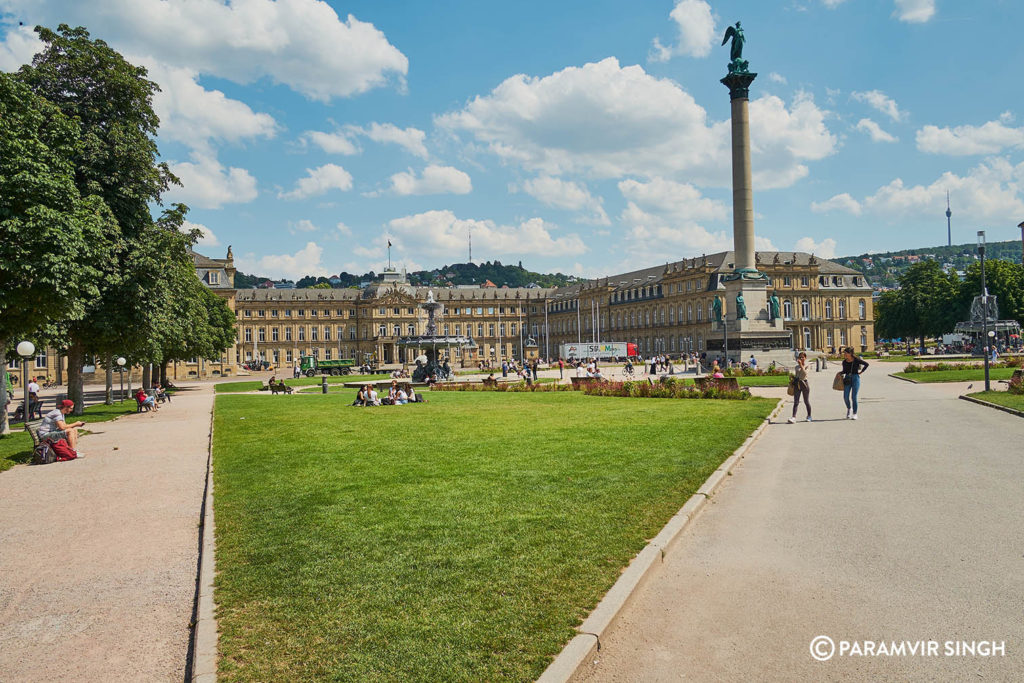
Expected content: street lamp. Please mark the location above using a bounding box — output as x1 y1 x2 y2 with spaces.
16 341 34 424
117 357 126 402
978 230 990 392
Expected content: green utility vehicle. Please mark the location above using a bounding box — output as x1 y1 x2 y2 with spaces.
299 355 356 377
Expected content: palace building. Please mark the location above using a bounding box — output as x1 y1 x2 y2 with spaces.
18 248 873 383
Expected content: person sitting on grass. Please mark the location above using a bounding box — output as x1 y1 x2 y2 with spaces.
135 387 158 411
367 385 380 406
408 386 420 403
38 399 86 457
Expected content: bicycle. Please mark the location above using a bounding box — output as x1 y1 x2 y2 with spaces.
622 364 635 378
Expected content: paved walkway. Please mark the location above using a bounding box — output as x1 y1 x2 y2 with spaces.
576 370 1024 681
0 384 213 682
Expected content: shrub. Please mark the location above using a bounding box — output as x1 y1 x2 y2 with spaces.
903 359 1024 374
579 379 749 401
430 381 573 393
1008 374 1024 395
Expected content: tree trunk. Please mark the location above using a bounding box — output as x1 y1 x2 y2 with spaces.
0 343 10 436
159 360 168 386
67 338 86 416
142 363 152 392
105 354 113 405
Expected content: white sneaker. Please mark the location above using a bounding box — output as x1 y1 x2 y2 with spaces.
806 416 813 422
852 413 858 420
846 410 852 419
787 417 796 424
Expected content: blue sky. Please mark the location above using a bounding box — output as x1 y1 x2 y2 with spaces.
2 0 1023 279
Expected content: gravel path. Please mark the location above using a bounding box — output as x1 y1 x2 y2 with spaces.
574 370 1024 681
0 384 213 682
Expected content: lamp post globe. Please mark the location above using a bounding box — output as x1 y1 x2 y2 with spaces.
16 341 35 427
117 357 127 402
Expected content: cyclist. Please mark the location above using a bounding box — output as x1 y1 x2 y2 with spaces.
623 358 635 377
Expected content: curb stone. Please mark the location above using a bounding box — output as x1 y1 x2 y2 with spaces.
887 373 920 383
537 398 785 682
958 394 1024 419
190 403 218 682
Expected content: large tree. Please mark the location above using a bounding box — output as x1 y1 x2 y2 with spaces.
17 25 180 412
874 260 960 349
0 73 116 434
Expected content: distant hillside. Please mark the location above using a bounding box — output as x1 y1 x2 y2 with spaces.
233 261 577 290
832 239 1023 288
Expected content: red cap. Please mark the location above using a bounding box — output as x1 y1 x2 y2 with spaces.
61 399 74 409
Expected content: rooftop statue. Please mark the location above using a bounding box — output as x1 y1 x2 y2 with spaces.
722 21 749 74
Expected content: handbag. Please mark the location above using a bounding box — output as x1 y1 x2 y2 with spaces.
787 375 796 396
832 372 845 391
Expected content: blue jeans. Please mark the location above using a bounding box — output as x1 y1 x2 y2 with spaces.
843 374 861 413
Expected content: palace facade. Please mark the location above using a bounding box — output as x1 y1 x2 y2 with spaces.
16 248 873 383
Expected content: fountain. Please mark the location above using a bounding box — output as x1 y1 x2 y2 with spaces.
398 291 475 382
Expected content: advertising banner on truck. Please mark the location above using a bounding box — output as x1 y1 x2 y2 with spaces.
560 342 632 360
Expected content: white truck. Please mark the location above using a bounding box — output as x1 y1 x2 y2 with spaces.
559 342 636 360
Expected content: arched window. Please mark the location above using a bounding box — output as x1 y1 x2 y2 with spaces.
838 299 846 318
801 299 810 320
631 311 636 328
678 304 684 322
669 307 675 324
645 311 650 326
783 300 793 320
660 307 666 324
670 335 676 351
696 303 703 322
859 299 866 320
803 327 812 349
708 302 714 320
825 300 833 319
698 333 704 350
687 304 693 322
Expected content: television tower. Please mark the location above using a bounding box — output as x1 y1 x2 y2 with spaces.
945 191 952 247
468 227 472 264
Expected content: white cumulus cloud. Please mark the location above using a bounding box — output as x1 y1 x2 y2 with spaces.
386 210 586 259
856 118 898 143
237 241 329 280
166 152 259 209
768 72 787 84
0 0 408 102
519 176 609 225
437 58 835 188
852 90 904 122
649 0 717 62
811 193 863 215
280 164 354 200
893 0 935 23
386 165 472 196
916 120 1024 155
142 61 277 152
302 130 360 155
820 159 1024 223
795 237 838 258
183 220 220 248
0 23 41 71
356 123 428 158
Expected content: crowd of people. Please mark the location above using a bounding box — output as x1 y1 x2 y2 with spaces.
352 380 423 406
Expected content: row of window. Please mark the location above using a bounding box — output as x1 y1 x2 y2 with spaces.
240 321 538 343
6 351 49 370
597 324 870 355
239 304 538 320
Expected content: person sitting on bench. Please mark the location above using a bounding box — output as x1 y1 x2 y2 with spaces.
38 399 85 455
135 387 158 411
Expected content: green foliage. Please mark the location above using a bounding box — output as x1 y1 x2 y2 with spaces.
580 379 751 400
875 260 961 342
309 282 332 289
236 260 577 290
835 239 1023 288
893 368 1017 383
902 359 1022 373
212 391 773 680
0 71 118 431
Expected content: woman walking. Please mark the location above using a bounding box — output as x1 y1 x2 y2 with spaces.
787 352 812 423
841 346 869 419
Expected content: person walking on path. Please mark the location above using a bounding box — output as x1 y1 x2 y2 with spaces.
558 358 564 379
841 346 869 419
787 352 811 423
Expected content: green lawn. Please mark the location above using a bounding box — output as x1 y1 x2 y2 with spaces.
212 390 774 681
893 368 1017 383
215 374 386 393
966 391 1024 412
0 401 138 472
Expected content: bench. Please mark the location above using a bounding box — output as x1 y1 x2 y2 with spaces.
26 422 61 465
694 377 741 391
569 376 605 388
135 395 153 412
270 383 294 395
